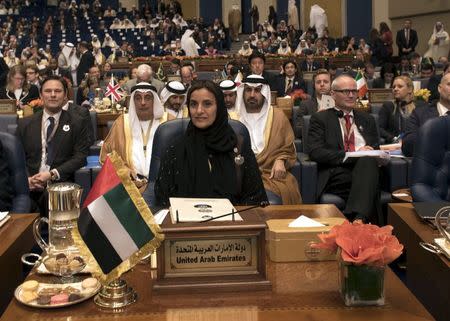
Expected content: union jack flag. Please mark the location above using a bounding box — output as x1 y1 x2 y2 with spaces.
105 74 124 104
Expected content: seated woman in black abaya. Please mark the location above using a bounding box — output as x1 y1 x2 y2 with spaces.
154 80 268 207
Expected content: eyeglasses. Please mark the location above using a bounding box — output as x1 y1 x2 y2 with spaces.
334 89 358 96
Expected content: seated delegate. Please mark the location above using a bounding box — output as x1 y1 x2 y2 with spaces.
154 80 268 207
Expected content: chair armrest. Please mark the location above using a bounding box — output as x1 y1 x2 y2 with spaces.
382 158 408 192
294 139 302 154
12 194 31 213
75 168 92 206
298 153 318 204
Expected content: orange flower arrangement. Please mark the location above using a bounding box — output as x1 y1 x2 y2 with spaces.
290 89 308 103
28 98 43 108
314 221 403 266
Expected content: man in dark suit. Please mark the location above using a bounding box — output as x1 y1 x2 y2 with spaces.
76 41 95 86
276 60 307 97
294 69 331 138
396 19 418 56
427 63 449 102
300 49 321 72
63 98 95 146
247 52 277 91
17 76 90 215
0 139 13 211
402 72 450 156
307 75 381 223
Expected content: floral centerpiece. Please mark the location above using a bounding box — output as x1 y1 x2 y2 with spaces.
25 98 44 115
290 89 308 106
313 221 403 306
413 88 431 102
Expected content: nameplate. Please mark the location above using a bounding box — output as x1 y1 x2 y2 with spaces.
0 99 16 114
302 71 316 82
368 89 393 103
154 211 270 293
164 237 256 277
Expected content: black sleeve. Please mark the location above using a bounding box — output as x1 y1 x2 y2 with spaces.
378 102 395 143
307 113 345 165
238 139 268 205
0 141 13 211
154 145 177 208
401 108 421 157
54 115 90 181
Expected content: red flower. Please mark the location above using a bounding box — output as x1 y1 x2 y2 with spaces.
313 221 403 266
290 89 307 101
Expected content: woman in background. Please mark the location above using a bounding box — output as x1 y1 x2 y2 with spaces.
378 75 416 143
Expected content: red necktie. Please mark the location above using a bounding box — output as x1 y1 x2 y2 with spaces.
344 114 355 152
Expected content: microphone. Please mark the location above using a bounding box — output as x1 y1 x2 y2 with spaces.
200 201 270 223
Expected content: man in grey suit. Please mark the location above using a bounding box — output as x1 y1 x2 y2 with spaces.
122 64 165 94
294 69 331 138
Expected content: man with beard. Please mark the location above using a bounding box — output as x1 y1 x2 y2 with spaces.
219 79 238 113
159 81 187 118
235 75 301 204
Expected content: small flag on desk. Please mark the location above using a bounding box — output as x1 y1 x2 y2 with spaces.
73 151 164 284
355 70 368 98
105 74 124 105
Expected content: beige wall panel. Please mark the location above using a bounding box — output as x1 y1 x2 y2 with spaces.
121 0 137 10
179 0 199 19
373 0 391 29
303 0 342 38
389 0 450 18
252 0 277 27
222 1 241 30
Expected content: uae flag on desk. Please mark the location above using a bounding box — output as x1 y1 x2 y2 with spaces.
74 151 164 284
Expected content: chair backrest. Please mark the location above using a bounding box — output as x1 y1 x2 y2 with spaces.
411 116 450 201
0 114 17 132
89 111 98 141
0 132 30 213
301 115 311 152
148 118 251 183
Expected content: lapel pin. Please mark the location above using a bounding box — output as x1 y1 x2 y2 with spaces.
63 124 70 132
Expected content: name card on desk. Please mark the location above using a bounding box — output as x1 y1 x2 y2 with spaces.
154 210 270 293
0 99 16 114
368 89 393 103
166 238 255 272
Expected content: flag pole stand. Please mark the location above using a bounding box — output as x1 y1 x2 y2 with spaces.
94 278 137 309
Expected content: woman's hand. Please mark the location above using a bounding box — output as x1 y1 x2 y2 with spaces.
270 159 286 180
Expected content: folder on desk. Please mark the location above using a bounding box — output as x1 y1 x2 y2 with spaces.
413 202 450 220
169 197 242 223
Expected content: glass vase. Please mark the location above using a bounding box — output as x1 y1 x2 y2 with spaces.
338 258 385 306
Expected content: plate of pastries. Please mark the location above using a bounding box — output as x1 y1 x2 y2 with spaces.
15 277 100 308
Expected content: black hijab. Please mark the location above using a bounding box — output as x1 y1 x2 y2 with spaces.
174 80 238 199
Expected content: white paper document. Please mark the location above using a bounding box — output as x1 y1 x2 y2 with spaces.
319 94 335 110
0 212 10 228
288 215 325 228
169 198 242 223
343 150 390 163
154 209 169 224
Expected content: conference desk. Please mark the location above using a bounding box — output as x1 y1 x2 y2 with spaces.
0 205 434 321
388 203 449 321
0 214 38 314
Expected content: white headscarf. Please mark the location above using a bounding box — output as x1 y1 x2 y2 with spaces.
181 29 199 56
128 82 164 177
219 79 238 112
236 75 272 154
159 81 187 118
